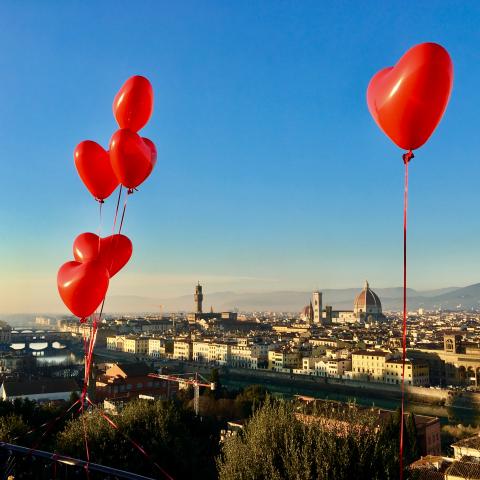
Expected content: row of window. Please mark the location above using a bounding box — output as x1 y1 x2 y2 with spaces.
108 380 162 392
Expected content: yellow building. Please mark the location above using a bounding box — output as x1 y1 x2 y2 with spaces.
106 335 123 351
351 350 390 381
123 336 148 355
173 339 192 361
148 337 172 358
268 348 301 372
384 359 429 386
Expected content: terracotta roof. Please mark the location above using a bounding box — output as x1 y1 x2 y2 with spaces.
452 435 480 450
446 458 480 479
409 471 444 480
354 280 382 310
114 363 151 377
1 378 79 397
352 349 389 357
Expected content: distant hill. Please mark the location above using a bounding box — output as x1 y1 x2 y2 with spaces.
96 284 480 313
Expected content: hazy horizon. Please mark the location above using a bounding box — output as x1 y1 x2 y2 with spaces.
0 280 475 316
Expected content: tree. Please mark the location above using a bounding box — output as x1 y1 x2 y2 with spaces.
56 399 220 479
217 399 415 480
234 384 267 418
0 414 27 442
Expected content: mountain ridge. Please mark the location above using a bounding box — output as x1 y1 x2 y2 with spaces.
99 283 480 313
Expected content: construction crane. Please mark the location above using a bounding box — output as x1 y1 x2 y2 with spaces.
148 372 215 416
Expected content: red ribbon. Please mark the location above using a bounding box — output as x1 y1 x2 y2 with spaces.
86 397 175 480
400 150 413 480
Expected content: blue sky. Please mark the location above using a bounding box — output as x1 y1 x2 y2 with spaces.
1 0 479 313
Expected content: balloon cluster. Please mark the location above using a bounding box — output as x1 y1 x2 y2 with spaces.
57 76 155 320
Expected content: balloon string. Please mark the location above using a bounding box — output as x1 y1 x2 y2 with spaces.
400 150 413 480
112 185 123 234
97 200 103 252
81 407 90 474
85 397 175 480
25 399 81 454
118 189 133 234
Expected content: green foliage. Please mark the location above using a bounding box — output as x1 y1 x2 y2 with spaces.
56 399 220 479
0 413 27 442
217 399 415 480
234 384 267 417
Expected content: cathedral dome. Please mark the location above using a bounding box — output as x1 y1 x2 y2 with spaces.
354 280 382 315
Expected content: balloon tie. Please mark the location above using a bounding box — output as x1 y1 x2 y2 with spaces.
399 152 410 480
402 150 414 165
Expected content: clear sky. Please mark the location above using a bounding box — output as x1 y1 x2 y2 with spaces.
1 0 479 313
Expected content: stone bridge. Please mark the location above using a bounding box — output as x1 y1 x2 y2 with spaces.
10 329 73 343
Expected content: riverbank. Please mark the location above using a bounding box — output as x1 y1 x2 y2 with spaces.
91 349 480 426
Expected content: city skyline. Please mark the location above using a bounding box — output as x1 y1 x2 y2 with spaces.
2 1 480 313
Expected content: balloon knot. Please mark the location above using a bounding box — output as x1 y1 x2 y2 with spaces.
95 198 105 204
80 317 87 324
127 188 135 195
403 150 414 165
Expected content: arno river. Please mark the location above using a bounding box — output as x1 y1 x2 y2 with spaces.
221 377 480 428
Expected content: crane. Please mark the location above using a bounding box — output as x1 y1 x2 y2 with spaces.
148 372 215 416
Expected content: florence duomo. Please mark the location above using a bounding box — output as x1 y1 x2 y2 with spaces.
301 280 385 324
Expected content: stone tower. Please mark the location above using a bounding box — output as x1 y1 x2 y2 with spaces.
312 291 322 324
194 283 203 314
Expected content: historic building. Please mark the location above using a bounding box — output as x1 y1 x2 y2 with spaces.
187 283 237 325
300 281 385 325
410 332 480 387
353 280 385 322
95 363 173 401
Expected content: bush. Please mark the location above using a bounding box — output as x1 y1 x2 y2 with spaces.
217 398 415 480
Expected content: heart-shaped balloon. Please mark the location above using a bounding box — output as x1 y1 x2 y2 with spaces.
367 42 453 151
113 75 153 132
74 140 119 201
109 129 156 189
57 260 109 319
73 232 133 278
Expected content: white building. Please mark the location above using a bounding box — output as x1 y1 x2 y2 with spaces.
193 340 210 363
0 379 79 402
230 339 273 369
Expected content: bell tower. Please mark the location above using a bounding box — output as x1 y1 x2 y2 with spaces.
312 291 322 324
194 283 203 313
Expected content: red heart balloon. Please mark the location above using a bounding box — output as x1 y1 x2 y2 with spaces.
367 42 453 151
109 129 156 189
57 260 109 319
73 232 133 278
74 140 119 201
113 75 153 132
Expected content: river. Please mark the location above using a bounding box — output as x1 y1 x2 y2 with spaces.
222 377 480 428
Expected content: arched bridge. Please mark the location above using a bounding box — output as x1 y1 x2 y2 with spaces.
10 329 73 343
